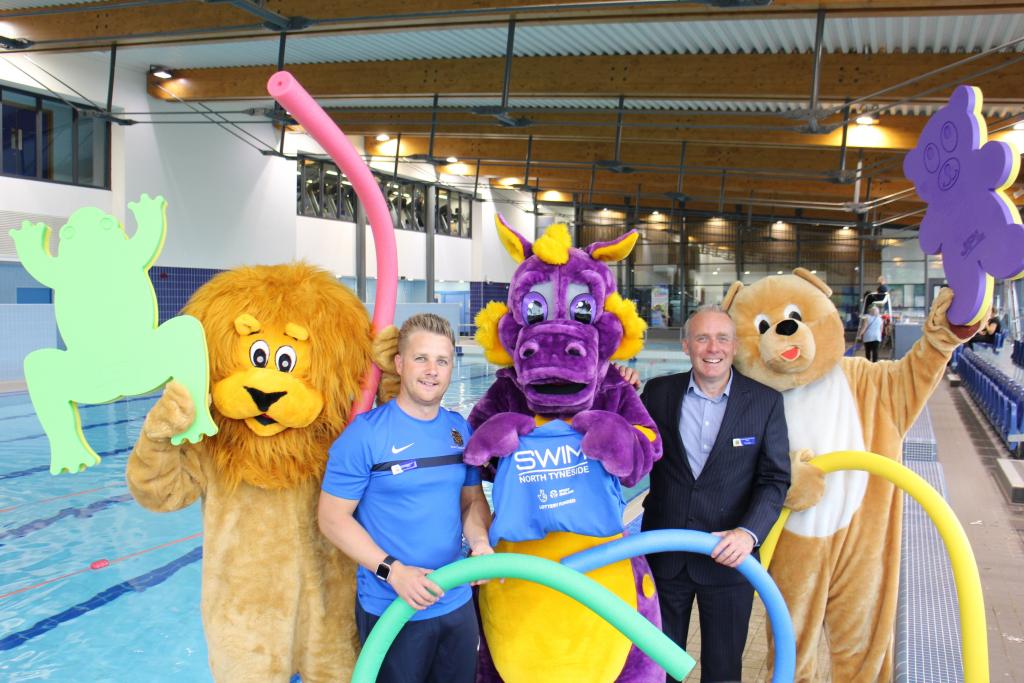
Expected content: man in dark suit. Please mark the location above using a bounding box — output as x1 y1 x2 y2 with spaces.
640 304 790 682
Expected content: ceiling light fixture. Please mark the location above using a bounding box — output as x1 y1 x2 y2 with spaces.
446 156 459 163
1013 121 1024 131
150 65 174 80
856 115 878 125
375 133 391 142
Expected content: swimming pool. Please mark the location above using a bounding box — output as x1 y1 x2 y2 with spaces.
0 355 686 681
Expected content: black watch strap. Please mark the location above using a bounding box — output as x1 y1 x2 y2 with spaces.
375 554 397 582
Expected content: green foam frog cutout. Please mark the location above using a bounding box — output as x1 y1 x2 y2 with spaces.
9 194 218 474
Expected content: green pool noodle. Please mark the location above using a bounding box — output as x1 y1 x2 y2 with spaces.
9 194 217 474
352 553 695 682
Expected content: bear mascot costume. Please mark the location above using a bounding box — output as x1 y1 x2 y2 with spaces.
127 263 397 682
723 268 973 682
463 217 664 683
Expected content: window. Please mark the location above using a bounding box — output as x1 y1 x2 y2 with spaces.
435 186 473 239
295 160 473 238
1 85 109 188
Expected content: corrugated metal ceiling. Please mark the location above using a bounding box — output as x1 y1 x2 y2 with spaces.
112 12 1024 71
0 0 91 8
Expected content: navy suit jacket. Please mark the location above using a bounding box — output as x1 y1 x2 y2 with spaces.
640 368 790 585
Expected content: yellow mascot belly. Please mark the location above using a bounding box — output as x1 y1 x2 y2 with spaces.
481 531 636 683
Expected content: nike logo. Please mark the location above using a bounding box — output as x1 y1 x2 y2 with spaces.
391 443 414 455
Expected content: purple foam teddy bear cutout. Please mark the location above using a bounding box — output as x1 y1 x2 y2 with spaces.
465 218 664 683
903 85 1024 325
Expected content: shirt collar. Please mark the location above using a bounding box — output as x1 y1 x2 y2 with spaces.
687 370 733 402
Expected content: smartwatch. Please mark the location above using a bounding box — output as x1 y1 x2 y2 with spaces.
375 554 397 582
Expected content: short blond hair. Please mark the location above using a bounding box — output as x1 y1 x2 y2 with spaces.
398 313 455 352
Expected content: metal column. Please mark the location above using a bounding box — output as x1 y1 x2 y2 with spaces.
426 186 436 303
356 197 367 302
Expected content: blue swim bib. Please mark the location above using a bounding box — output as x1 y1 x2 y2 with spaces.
489 419 625 545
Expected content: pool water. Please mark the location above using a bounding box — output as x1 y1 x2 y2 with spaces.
0 354 686 681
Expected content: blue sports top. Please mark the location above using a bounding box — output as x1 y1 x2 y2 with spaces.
488 419 625 546
322 400 480 620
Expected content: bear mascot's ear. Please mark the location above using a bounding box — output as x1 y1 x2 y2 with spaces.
722 281 744 311
793 267 833 297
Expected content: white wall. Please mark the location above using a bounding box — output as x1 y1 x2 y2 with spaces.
475 186 535 283
0 50 521 286
0 51 297 268
295 216 357 276
435 233 472 281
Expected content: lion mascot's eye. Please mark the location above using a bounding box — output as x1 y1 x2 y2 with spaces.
784 304 803 322
249 340 270 368
275 346 297 373
754 314 771 335
522 292 548 325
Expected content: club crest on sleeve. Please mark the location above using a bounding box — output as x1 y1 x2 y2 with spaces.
451 428 465 447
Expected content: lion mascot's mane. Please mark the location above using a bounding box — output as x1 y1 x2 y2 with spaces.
184 264 372 490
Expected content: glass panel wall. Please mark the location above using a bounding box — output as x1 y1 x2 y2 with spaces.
576 207 887 333
41 99 74 183
1 85 109 188
297 157 473 238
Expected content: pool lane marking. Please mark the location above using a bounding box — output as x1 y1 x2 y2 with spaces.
0 483 126 514
0 494 136 543
0 394 159 422
0 531 203 602
0 416 142 444
0 446 133 481
0 544 204 651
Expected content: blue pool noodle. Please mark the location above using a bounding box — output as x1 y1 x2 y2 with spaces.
561 529 796 683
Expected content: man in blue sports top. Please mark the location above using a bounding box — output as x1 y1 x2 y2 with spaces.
318 313 492 683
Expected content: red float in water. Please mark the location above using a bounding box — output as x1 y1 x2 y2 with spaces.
90 559 110 570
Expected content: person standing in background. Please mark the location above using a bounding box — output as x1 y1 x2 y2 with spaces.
859 305 884 362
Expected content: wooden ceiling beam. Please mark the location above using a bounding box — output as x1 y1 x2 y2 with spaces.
342 110 927 151
465 162 913 202
149 51 1024 106
363 135 904 177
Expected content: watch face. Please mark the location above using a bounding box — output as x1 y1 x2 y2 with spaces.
376 562 391 582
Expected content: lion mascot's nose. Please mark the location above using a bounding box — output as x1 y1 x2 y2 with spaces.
245 386 287 412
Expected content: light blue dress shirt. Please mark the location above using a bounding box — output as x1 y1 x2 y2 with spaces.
678 371 759 545
679 371 732 480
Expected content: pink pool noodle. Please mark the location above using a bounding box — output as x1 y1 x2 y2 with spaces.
267 71 398 416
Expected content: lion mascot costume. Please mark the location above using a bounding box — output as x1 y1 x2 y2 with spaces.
464 218 663 683
127 263 397 682
723 268 974 682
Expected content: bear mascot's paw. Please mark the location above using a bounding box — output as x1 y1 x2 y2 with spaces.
783 448 824 511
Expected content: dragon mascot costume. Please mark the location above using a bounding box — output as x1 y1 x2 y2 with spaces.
464 217 664 683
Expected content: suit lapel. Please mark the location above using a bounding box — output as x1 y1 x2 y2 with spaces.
706 371 751 468
671 371 695 480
